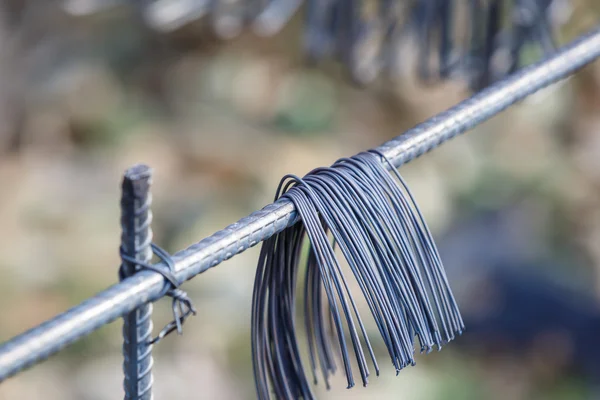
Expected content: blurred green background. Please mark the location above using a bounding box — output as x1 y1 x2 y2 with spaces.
1 1 600 399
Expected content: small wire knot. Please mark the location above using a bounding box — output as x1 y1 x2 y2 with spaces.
119 243 197 345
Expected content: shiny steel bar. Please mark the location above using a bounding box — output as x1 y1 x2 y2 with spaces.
120 165 155 400
1 26 600 382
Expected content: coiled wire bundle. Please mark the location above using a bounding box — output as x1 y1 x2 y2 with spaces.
252 151 464 399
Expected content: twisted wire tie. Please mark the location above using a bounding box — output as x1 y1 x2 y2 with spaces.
120 243 197 345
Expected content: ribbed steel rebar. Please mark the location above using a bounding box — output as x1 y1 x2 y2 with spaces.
120 165 154 400
0 26 599 382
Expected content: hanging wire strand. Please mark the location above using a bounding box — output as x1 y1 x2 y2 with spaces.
0 26 599 382
252 152 464 399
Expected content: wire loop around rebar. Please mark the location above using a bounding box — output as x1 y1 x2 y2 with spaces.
120 243 197 345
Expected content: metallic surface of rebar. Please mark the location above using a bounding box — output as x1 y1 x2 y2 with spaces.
120 165 154 400
0 26 599 382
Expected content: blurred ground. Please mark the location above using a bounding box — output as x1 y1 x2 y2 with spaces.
0 1 600 399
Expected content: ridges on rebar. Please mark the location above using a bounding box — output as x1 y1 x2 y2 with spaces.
120 165 155 400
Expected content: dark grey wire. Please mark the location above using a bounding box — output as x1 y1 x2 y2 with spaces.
0 26 599 382
251 152 464 399
120 244 197 345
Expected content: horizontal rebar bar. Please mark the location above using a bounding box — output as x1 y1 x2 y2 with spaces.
1 26 600 382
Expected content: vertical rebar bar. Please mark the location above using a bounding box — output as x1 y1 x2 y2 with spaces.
120 165 154 400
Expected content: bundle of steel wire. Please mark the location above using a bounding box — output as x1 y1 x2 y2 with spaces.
252 151 464 399
128 0 567 88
